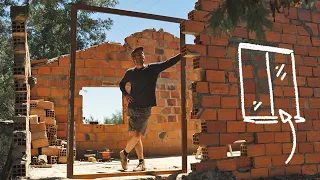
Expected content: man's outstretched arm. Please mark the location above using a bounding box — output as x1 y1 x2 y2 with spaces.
154 53 181 73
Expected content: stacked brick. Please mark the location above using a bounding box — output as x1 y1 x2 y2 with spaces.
10 6 31 177
29 99 74 164
185 0 320 179
30 100 56 146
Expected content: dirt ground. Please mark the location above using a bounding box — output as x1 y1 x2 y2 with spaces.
13 153 320 180
15 155 200 180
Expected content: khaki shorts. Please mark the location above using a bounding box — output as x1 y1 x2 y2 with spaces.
128 107 152 135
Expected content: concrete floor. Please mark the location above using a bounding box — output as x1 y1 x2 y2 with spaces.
21 155 201 180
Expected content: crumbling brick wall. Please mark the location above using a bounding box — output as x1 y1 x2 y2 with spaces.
30 29 201 158
185 0 320 179
10 6 32 178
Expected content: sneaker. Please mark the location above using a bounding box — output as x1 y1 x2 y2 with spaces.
119 150 129 170
133 160 146 171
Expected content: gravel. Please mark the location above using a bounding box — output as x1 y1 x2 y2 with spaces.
180 170 236 180
251 174 320 180
179 170 320 180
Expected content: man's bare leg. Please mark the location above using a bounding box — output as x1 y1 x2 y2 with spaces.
132 131 146 171
125 131 141 153
120 131 141 170
134 139 143 160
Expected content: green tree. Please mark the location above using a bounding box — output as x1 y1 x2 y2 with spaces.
0 0 18 120
103 110 122 124
206 0 316 39
26 0 119 60
0 0 119 119
83 114 97 124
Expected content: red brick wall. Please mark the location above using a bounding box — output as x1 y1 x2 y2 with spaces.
31 29 201 158
187 0 320 179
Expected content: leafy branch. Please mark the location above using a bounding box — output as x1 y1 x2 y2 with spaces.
205 0 316 39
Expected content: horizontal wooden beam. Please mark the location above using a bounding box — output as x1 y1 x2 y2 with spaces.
74 4 184 23
72 169 181 179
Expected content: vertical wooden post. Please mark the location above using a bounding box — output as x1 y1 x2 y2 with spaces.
67 4 77 178
180 31 187 173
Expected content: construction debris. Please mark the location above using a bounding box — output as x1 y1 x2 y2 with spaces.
29 99 75 166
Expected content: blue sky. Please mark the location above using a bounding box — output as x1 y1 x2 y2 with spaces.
81 0 197 123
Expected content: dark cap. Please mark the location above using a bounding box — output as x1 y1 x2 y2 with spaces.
131 46 144 56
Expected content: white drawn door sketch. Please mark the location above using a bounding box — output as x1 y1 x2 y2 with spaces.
237 43 306 124
237 43 306 164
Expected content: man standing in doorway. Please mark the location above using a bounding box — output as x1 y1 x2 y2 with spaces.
119 46 181 171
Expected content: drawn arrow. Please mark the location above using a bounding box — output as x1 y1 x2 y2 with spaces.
279 109 296 164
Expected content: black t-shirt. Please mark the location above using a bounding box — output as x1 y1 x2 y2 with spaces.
119 54 181 108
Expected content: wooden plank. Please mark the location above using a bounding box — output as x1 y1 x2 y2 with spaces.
30 164 52 168
180 32 188 174
75 4 184 23
72 170 181 179
67 5 77 178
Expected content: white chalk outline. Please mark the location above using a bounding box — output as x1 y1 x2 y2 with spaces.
253 101 262 111
275 64 287 81
266 52 274 117
237 43 306 164
238 43 305 124
279 109 296 164
275 64 285 77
